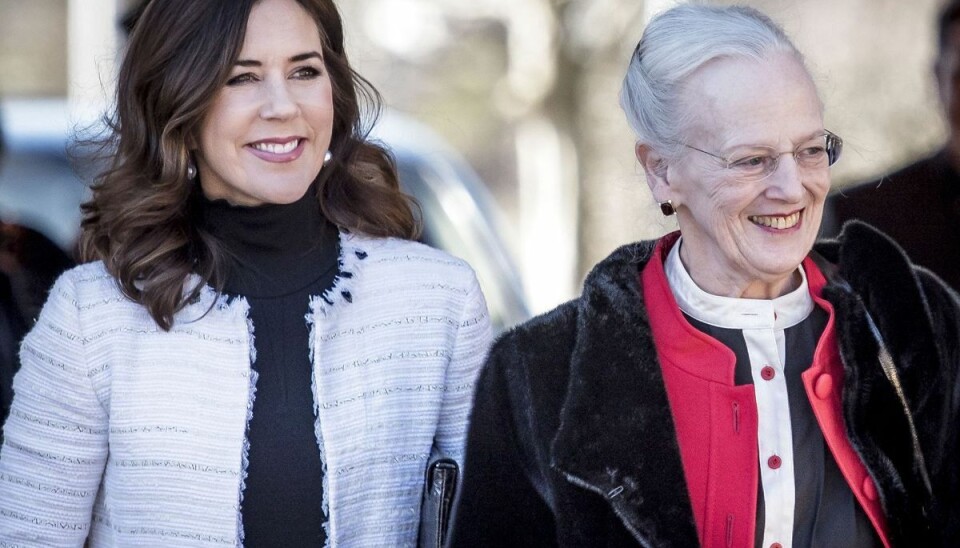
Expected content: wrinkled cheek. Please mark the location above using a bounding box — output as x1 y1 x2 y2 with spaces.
715 218 746 256
691 211 724 240
802 169 831 195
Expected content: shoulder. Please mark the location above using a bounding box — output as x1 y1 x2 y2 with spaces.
820 221 923 281
343 232 480 290
481 299 580 409
42 261 124 313
39 261 202 332
326 234 488 334
493 300 579 360
21 262 125 377
345 232 471 268
816 221 958 353
815 220 916 290
484 237 659 374
59 260 113 284
477 300 580 425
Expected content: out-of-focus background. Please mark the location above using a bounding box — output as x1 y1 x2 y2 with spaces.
0 0 947 321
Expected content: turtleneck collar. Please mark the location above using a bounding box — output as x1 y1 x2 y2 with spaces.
199 185 340 298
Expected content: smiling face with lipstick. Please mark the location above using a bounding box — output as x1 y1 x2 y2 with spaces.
195 0 334 206
75 0 419 328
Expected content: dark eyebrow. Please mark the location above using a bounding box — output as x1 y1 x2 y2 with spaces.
290 51 322 63
234 51 323 67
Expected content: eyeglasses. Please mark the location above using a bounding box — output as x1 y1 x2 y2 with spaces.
682 130 843 182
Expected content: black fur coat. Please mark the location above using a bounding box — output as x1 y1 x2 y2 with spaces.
447 221 960 547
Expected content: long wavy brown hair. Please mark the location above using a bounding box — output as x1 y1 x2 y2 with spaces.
80 0 420 331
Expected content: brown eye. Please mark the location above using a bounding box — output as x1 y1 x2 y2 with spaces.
797 146 827 166
227 73 257 86
292 67 321 80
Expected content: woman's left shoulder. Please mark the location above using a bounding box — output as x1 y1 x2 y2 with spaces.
818 219 960 332
343 233 478 285
826 221 954 296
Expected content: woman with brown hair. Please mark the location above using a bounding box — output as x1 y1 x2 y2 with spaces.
0 0 491 545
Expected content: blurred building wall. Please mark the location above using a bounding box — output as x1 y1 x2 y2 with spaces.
0 0 68 96
0 0 122 112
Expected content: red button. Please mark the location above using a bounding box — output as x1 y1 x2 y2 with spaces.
863 477 878 501
767 455 782 469
760 366 776 381
771 543 783 548
814 374 833 399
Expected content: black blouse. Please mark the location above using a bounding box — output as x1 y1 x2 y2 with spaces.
200 186 339 546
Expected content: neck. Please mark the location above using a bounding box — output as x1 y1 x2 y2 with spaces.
198 185 339 297
737 270 802 299
678 243 801 299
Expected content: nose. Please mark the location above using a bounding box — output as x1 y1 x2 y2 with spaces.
766 154 805 202
260 77 298 120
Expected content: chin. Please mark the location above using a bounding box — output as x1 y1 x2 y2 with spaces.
263 182 315 204
744 243 805 272
755 254 808 279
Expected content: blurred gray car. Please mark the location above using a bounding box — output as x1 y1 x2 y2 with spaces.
0 98 529 332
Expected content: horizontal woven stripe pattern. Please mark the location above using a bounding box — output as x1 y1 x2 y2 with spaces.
0 234 491 547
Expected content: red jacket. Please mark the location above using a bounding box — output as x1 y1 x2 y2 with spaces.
644 233 889 546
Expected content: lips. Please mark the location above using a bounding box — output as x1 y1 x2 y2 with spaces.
749 211 801 230
246 137 305 162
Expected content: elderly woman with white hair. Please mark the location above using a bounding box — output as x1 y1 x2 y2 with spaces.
447 4 960 548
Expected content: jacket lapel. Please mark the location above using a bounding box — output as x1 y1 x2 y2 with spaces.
816 221 948 544
550 236 699 547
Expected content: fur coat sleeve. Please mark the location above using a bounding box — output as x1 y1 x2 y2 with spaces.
819 220 960 546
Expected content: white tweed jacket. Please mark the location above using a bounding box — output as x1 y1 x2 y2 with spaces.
0 233 492 547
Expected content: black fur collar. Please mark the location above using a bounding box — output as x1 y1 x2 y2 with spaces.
548 221 955 546
550 234 699 547
819 221 956 544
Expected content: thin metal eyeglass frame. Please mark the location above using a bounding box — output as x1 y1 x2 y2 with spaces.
681 130 843 179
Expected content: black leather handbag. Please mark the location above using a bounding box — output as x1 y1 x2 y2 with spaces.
417 455 459 548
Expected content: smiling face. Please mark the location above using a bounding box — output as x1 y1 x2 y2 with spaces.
194 0 334 206
646 52 829 299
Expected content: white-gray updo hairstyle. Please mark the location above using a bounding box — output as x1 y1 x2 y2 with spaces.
620 4 815 159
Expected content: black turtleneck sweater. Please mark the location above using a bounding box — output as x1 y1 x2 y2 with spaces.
200 187 338 546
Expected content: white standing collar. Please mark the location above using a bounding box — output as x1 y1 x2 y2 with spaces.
664 237 814 330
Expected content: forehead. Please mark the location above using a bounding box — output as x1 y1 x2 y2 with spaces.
243 0 322 53
680 52 824 147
